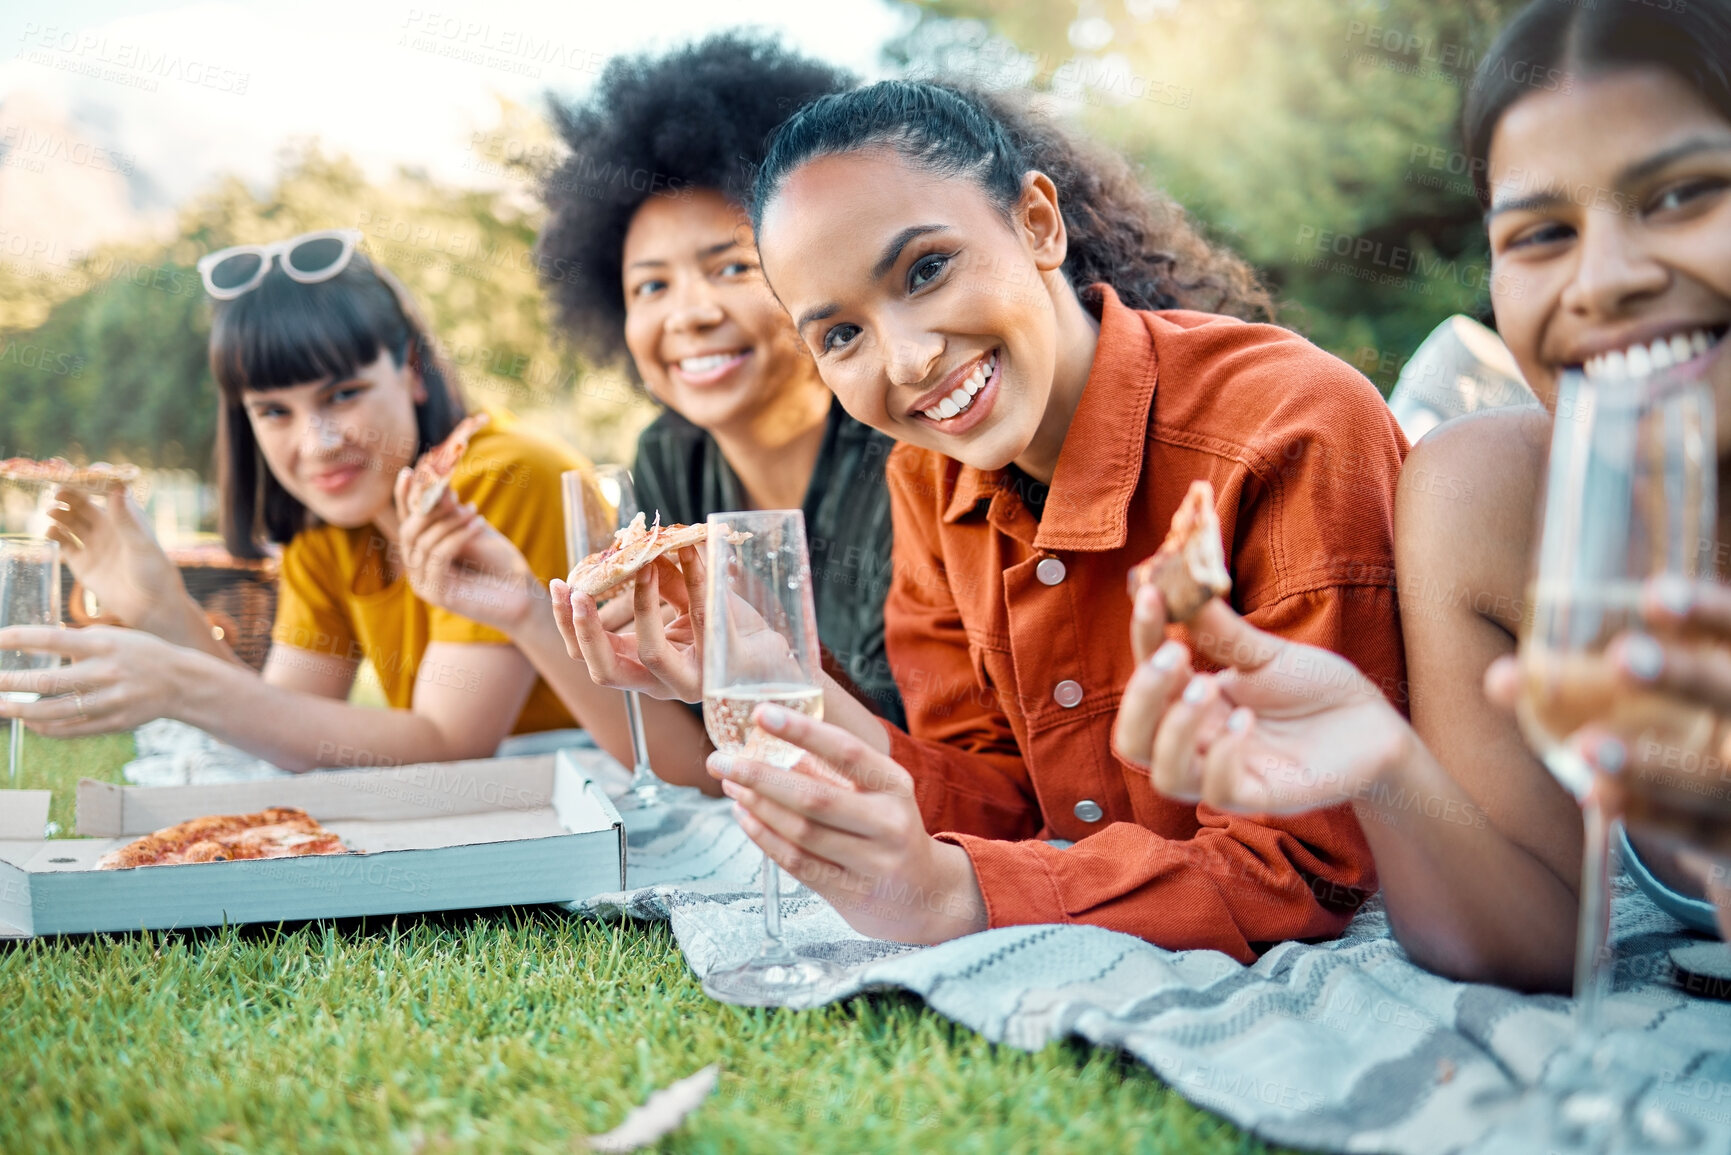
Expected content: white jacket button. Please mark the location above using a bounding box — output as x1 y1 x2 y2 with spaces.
1036 557 1066 585
1053 680 1083 708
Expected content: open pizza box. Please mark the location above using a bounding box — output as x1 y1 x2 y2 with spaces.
0 749 624 939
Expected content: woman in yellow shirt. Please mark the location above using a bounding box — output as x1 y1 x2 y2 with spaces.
0 234 659 771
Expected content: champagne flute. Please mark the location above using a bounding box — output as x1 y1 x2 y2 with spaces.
560 466 680 807
1515 363 1715 1148
1 536 62 784
700 509 846 1006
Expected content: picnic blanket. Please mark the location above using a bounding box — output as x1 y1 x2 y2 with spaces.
123 725 1731 1152
579 790 1731 1155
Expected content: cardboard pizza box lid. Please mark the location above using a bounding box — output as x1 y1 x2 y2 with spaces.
0 749 624 938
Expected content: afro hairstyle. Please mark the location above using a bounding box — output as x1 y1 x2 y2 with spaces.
536 31 853 373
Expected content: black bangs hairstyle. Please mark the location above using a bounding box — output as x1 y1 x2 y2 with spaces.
748 81 1272 321
209 252 464 558
536 31 854 373
1463 0 1731 207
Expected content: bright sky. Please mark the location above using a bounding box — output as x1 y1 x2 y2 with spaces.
0 0 910 215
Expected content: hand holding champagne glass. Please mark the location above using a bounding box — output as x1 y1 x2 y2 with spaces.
700 509 844 1006
1514 362 1715 1147
561 465 687 808
1 536 62 783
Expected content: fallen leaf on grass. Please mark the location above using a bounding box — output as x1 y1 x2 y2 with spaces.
586 1064 720 1152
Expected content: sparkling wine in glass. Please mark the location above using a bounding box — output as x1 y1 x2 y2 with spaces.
560 466 682 807
1515 363 1715 1148
700 509 845 1006
1 536 61 784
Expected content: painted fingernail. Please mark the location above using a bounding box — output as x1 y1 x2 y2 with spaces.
757 704 789 730
1182 678 1210 705
1592 736 1627 776
1621 634 1664 682
1651 575 1694 617
1227 707 1252 733
709 753 736 778
1151 641 1184 672
720 780 741 799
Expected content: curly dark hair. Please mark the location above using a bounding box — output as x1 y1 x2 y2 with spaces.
536 32 854 371
750 81 1272 322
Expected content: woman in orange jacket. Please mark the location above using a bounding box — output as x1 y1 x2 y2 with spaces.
558 82 1408 958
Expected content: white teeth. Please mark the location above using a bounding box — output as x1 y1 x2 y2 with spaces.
920 352 997 422
1626 343 1652 377
1581 328 1723 383
679 353 738 373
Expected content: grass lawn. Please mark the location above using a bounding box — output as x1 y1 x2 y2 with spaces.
2 732 1297 1154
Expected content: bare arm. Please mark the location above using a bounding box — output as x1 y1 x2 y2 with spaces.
0 626 537 772
1374 413 1581 990
1131 412 1586 990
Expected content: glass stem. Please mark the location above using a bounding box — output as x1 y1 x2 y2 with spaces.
8 716 20 784
1575 796 1614 1040
758 857 795 964
623 689 656 788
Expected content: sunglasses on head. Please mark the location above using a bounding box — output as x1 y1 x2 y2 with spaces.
197 229 364 300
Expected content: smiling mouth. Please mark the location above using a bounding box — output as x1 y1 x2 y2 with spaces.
308 464 364 493
1580 326 1727 383
919 351 997 422
672 350 750 385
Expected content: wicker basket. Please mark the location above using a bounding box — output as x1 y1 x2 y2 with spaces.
63 548 279 671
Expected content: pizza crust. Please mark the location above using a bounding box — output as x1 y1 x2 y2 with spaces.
407 412 491 515
0 457 141 494
566 513 740 600
95 806 352 869
1128 479 1232 623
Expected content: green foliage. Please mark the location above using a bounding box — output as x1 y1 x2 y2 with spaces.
2 735 1296 1155
0 101 656 471
889 0 1530 390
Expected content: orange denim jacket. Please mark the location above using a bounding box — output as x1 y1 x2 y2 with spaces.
880 285 1408 962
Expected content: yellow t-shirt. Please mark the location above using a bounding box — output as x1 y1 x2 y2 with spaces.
270 410 585 735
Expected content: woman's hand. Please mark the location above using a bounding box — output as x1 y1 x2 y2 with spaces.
1483 575 1731 840
0 625 182 737
708 702 988 944
393 469 541 633
549 548 705 701
44 483 186 630
1113 593 1411 812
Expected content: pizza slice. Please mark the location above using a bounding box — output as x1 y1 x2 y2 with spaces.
1128 479 1232 623
407 412 491 515
0 457 141 494
567 512 743 601
95 806 352 869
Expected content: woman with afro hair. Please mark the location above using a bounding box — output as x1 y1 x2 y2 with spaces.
537 31 904 726
397 33 900 789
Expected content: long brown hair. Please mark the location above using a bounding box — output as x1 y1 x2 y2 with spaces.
208 253 464 558
751 81 1272 322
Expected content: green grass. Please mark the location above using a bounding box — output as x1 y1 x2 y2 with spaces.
2 733 1296 1155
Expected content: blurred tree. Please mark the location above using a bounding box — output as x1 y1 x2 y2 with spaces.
888 0 1529 390
0 98 655 470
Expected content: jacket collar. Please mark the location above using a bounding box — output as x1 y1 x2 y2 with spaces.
940 285 1158 552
